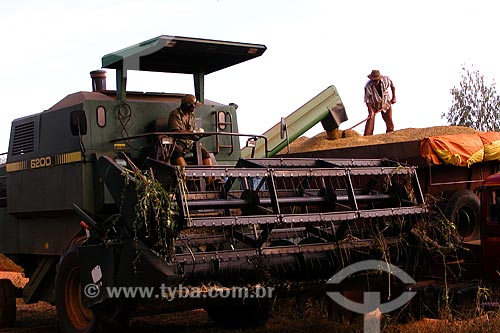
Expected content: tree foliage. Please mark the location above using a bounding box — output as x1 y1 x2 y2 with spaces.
443 65 500 131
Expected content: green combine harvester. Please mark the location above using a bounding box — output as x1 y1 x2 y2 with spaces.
0 35 430 332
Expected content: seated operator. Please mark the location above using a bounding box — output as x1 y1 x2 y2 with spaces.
168 94 213 166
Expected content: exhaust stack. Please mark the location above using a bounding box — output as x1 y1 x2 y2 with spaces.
90 70 107 92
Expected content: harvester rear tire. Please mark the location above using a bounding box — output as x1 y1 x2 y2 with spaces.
205 297 276 329
0 279 16 328
445 189 480 242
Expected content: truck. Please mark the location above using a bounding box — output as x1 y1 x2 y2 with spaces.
0 34 493 332
282 132 500 243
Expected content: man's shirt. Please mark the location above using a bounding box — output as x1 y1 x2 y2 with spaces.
168 107 196 152
364 76 393 111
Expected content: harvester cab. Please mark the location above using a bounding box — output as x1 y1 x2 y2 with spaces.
99 35 269 166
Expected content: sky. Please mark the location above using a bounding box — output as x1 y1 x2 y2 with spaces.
1 0 499 153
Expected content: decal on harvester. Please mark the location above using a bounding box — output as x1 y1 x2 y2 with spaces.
5 151 83 173
54 151 83 165
5 160 27 173
30 156 52 169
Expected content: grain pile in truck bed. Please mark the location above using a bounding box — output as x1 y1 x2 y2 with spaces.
281 126 479 154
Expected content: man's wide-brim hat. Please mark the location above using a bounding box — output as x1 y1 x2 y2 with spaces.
367 70 383 80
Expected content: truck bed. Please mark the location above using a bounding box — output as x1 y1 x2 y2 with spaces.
286 140 425 165
285 139 500 195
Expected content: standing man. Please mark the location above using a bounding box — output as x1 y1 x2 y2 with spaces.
363 70 396 136
168 94 212 166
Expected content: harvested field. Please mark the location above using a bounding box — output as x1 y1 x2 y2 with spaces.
282 126 479 154
0 230 497 332
2 296 500 333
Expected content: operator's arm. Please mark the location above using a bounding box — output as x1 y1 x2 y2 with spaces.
390 81 396 104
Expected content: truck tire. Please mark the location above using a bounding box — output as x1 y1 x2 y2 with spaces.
0 279 16 328
445 189 480 241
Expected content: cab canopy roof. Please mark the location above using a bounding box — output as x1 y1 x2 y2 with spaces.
102 35 267 74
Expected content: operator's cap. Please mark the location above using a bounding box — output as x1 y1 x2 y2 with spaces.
181 94 200 108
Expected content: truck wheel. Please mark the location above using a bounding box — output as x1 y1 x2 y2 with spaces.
56 244 97 333
445 189 480 241
0 279 16 328
205 297 276 329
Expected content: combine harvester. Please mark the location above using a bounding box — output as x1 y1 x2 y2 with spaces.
0 35 486 332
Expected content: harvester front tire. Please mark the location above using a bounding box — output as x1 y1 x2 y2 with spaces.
0 279 16 328
56 244 97 333
56 240 134 333
445 189 480 242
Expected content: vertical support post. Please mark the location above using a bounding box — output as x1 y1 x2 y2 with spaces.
412 168 425 205
257 171 280 246
266 170 281 216
345 171 358 211
116 68 127 102
194 142 206 191
194 72 205 103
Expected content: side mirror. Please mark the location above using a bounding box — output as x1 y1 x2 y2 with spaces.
70 111 88 136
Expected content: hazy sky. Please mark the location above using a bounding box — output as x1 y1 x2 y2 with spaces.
1 0 499 152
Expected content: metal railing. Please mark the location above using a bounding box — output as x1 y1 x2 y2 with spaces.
111 131 269 158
